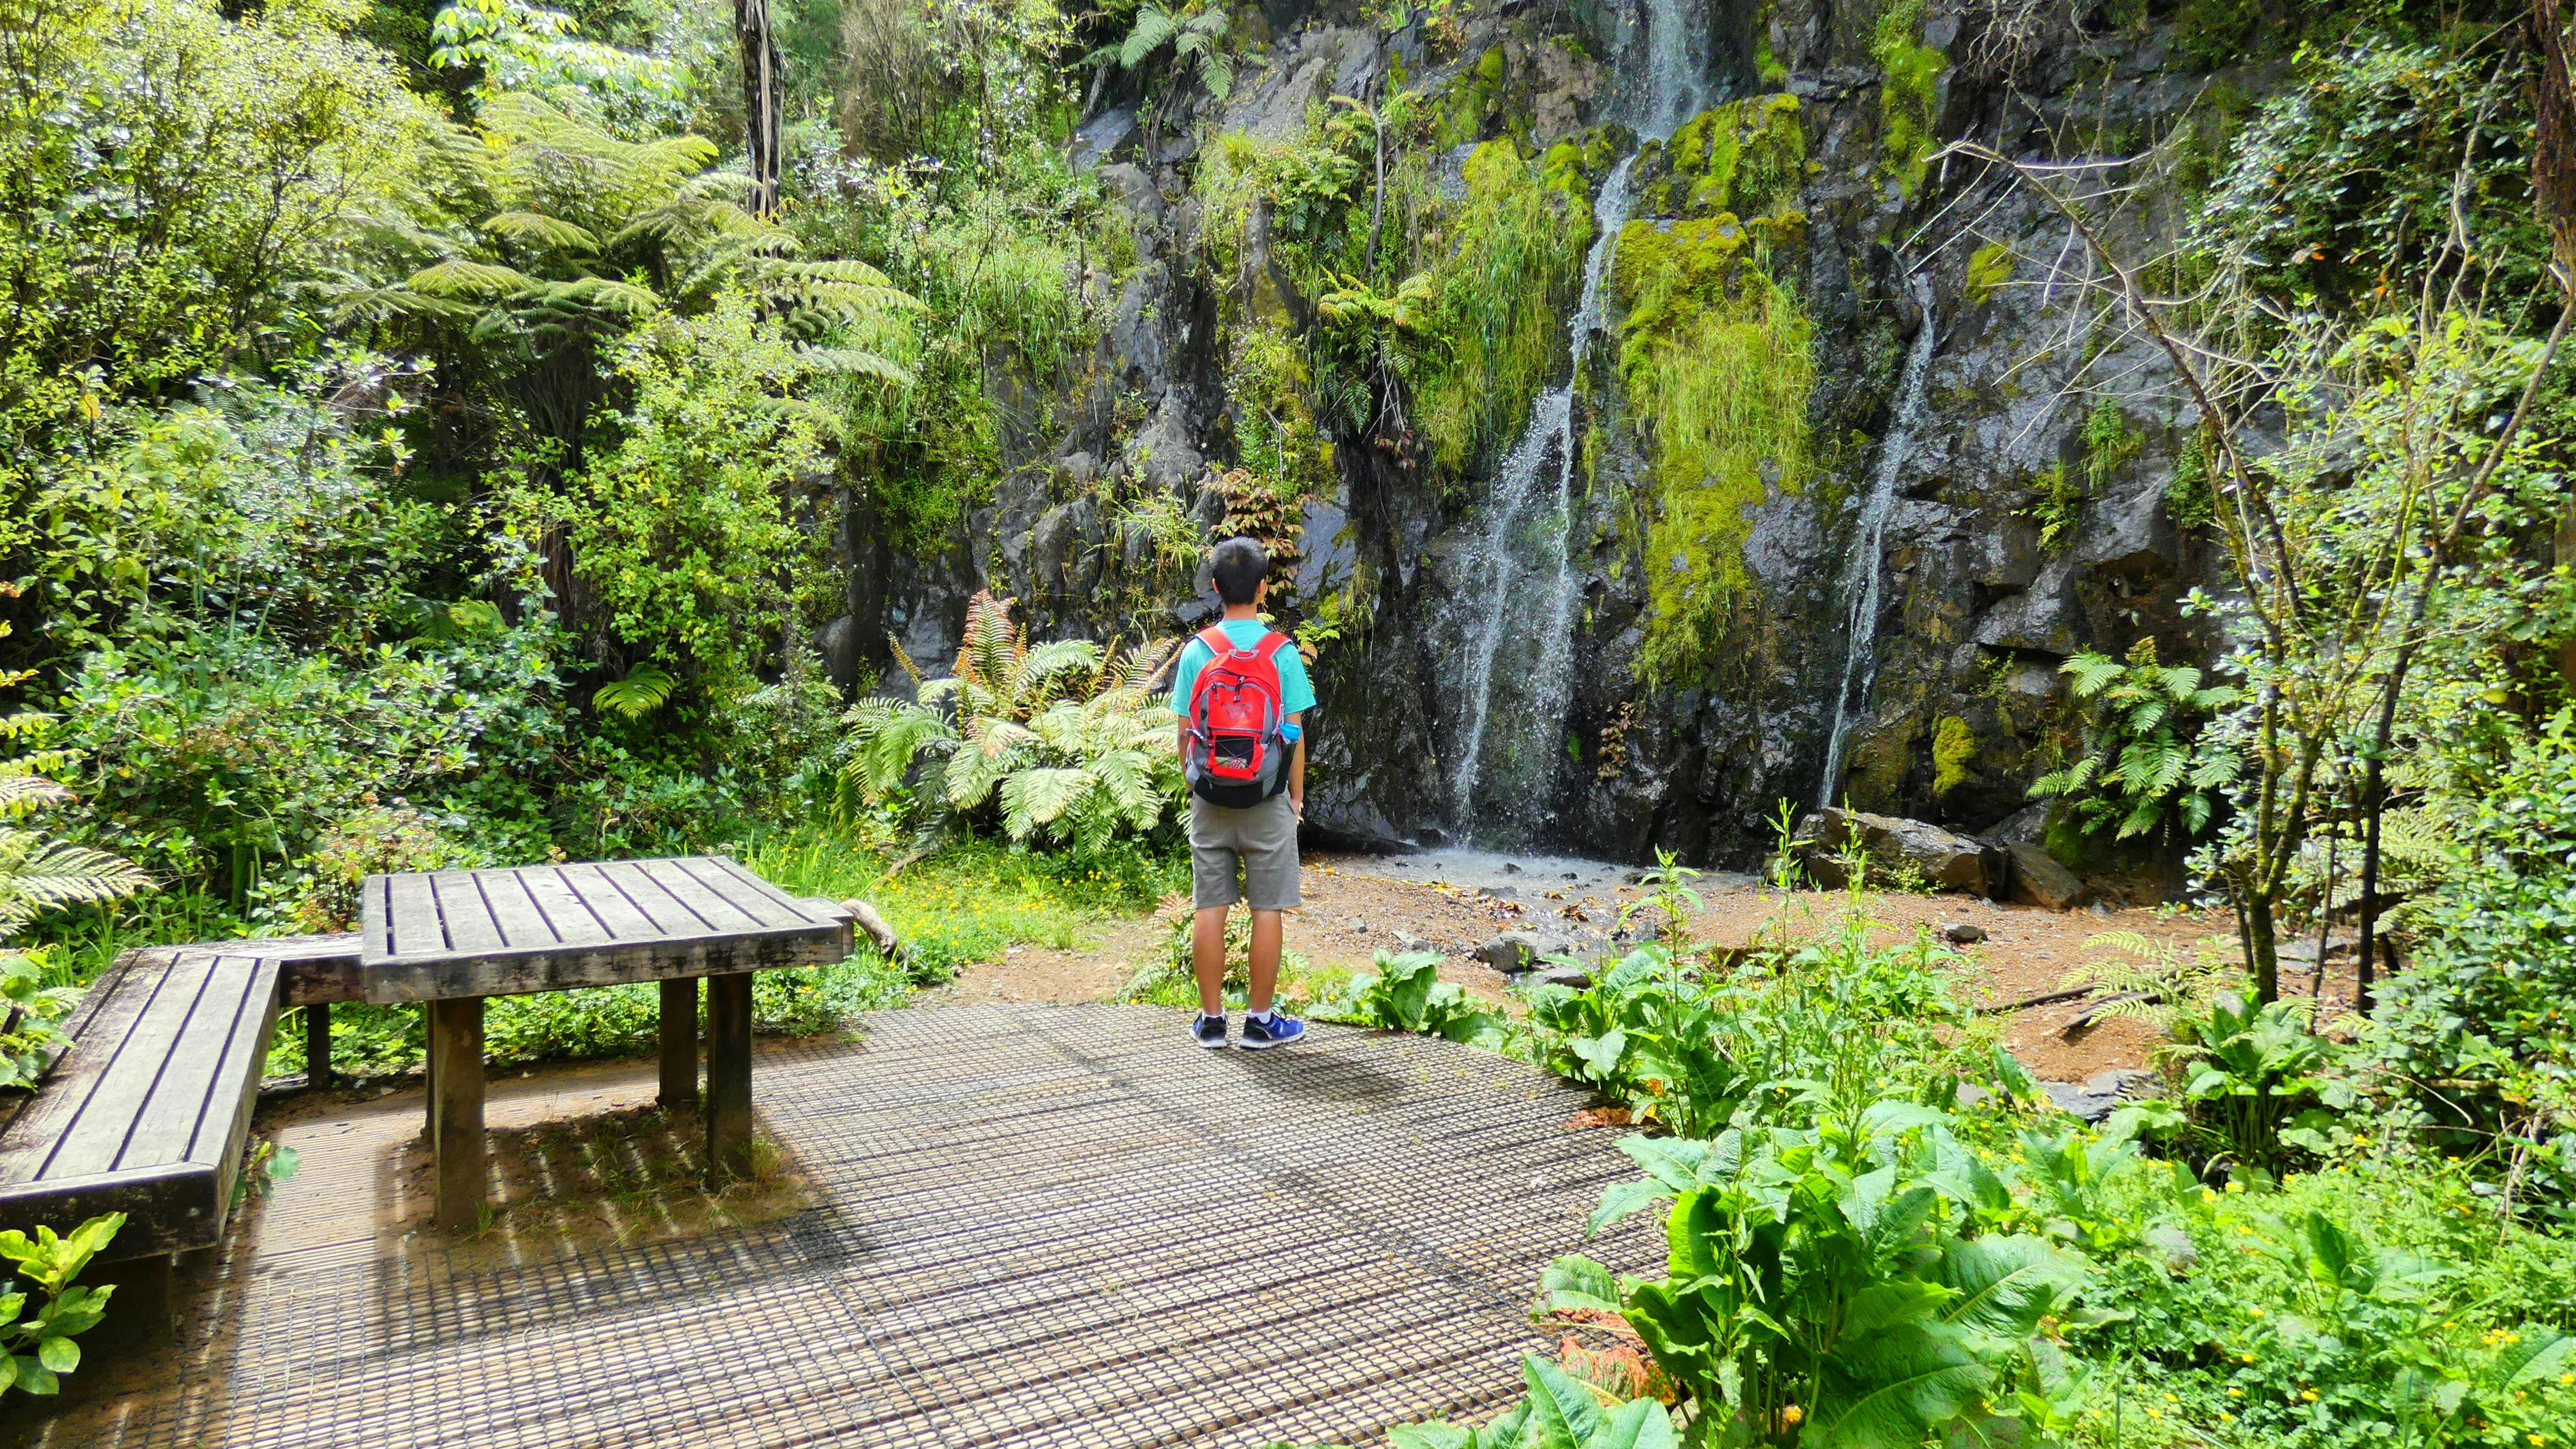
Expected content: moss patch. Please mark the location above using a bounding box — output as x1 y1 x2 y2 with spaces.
1964 241 2013 302
1872 0 1947 198
1614 97 1815 686
1931 714 1977 797
1411 136 1595 478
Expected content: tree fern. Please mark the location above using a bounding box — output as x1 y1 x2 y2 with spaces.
2029 641 2238 844
838 593 1182 848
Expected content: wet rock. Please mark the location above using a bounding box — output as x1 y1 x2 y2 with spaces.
1942 921 1987 945
1534 963 1593 990
1787 808 2005 897
1392 930 1430 954
1473 930 1567 974
2004 841 2084 911
2041 1069 2158 1123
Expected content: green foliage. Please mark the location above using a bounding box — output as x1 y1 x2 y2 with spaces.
2029 639 2239 842
1636 94 1805 222
0 1212 122 1397
1871 0 1946 198
841 593 1182 851
1407 138 1595 476
1319 950 1505 1046
1111 0 1232 103
0 0 438 461
1574 1107 2091 1448
1375 1354 1681 1448
2162 992 2334 1172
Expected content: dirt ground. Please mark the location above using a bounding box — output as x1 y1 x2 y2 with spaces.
915 851 2338 1087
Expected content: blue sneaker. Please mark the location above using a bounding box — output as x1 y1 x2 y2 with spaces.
1191 1012 1229 1049
1239 1010 1305 1050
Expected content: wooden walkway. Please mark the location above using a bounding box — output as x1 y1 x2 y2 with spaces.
20 1005 1656 1449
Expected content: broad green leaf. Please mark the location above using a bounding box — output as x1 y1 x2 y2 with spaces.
1389 1426 1476 1449
1806 1320 1987 1449
2488 1329 2574 1388
1589 1180 1663 1236
1935 1235 2085 1340
1520 1354 1607 1449
1589 1399 1680 1449
35 1334 77 1373
1533 1255 1623 1316
1616 1135 1709 1191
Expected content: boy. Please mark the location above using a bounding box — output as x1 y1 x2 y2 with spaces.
1169 537 1311 1049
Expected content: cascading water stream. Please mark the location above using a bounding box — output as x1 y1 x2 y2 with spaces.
1447 0 1706 838
1816 271 1939 807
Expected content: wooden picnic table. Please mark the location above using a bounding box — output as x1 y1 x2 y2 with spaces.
358 855 853 1227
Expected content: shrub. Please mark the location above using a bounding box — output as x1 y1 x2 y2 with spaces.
840 593 1182 852
1319 950 1505 1046
0 1212 125 1397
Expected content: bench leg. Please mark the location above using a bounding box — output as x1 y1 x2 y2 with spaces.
304 1002 331 1090
705 972 753 1180
429 997 487 1230
658 977 699 1108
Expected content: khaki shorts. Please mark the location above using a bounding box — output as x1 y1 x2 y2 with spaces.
1190 793 1301 911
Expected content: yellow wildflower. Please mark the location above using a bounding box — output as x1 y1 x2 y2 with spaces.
2301 1389 2319 1403
1781 1406 1804 1427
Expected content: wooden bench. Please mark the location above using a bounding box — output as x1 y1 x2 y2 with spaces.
0 945 279 1262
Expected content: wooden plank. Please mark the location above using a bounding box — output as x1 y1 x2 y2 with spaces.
557 861 664 940
37 959 212 1180
429 997 486 1230
669 855 801 929
0 951 166 1186
589 859 694 934
474 867 559 952
191 956 279 1242
705 973 753 1178
367 874 395 959
514 866 617 947
383 872 448 960
356 924 847 1002
658 978 698 1107
114 954 261 1171
634 857 766 933
429 872 506 957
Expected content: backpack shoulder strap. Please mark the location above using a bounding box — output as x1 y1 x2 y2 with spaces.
1194 624 1234 656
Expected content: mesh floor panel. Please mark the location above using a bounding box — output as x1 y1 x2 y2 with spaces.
24 1003 1660 1449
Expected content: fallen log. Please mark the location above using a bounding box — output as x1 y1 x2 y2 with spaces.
840 898 908 963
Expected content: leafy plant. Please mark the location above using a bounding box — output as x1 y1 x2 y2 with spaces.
0 1212 123 1397
1322 950 1505 1046
1114 0 1233 104
2057 930 2234 1032
1569 1107 2091 1449
840 594 1182 851
2164 992 2335 1171
2029 638 2239 841
1378 1354 1681 1448
592 664 677 720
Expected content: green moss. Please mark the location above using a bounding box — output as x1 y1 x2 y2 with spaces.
1931 714 1976 797
1615 217 1815 685
1411 137 1593 478
1872 0 1947 198
1639 94 1803 220
1228 322 1334 497
2165 426 2216 529
1963 241 2013 303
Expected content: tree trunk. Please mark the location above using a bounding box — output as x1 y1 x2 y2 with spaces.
736 0 783 218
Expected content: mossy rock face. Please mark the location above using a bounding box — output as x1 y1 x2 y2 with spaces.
1608 92 1815 686
1632 93 1805 221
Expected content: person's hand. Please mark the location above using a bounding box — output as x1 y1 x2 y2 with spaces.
1291 791 1305 819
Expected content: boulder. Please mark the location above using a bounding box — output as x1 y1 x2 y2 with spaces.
1473 930 1567 975
1942 921 1987 945
2003 841 2084 911
2040 1069 2158 1123
1787 808 2005 898
1533 963 1593 990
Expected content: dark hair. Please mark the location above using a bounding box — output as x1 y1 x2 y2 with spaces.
1208 536 1269 605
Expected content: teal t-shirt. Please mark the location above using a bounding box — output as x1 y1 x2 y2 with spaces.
1169 618 1315 718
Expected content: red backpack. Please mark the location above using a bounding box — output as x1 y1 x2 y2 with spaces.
1184 624 1292 808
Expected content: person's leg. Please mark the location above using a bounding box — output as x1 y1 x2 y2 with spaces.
1246 908 1283 1016
1192 904 1231 1016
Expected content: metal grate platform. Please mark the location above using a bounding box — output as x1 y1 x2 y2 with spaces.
24 1004 1659 1449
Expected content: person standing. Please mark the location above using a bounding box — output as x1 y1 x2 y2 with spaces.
1170 538 1311 1048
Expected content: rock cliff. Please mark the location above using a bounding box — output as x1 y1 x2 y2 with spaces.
830 0 2257 867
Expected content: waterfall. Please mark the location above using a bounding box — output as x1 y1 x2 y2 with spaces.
1447 0 1706 840
1817 271 1939 807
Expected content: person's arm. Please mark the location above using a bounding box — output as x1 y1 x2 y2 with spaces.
1287 710 1306 815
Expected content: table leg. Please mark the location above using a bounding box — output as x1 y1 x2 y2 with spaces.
658 977 699 1108
422 1003 437 1150
304 1003 331 1090
429 997 487 1230
705 972 753 1179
